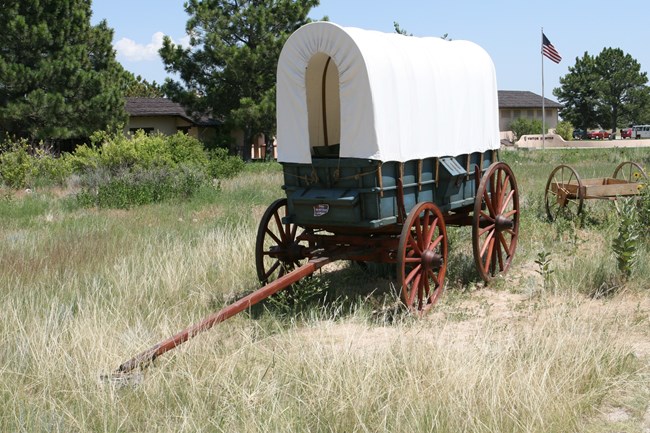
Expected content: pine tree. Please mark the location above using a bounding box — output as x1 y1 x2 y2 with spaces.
0 0 127 148
159 0 320 156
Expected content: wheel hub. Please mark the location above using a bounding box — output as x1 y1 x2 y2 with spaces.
421 249 443 271
495 214 514 231
269 242 307 262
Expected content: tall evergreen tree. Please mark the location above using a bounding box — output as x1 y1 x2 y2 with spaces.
553 53 601 131
593 48 648 131
554 48 649 131
159 0 319 156
0 0 127 148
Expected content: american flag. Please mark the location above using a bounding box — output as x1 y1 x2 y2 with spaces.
542 33 562 63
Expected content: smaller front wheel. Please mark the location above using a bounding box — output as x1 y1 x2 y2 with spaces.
255 199 309 285
397 202 448 314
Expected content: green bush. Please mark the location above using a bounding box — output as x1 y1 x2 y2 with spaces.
71 130 209 174
0 139 72 188
76 164 208 209
70 131 224 208
554 121 573 141
509 118 543 139
207 148 245 179
0 139 32 188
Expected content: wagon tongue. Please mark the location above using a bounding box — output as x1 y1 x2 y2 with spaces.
101 256 335 382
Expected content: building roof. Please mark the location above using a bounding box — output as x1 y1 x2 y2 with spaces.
498 90 562 109
125 97 221 126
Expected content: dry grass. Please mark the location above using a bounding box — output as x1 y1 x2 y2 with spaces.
1 152 650 432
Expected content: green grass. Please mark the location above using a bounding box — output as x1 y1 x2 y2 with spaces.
1 151 649 432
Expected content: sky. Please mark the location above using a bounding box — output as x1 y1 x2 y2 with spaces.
91 0 649 103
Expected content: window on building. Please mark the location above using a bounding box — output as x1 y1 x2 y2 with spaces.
177 126 191 134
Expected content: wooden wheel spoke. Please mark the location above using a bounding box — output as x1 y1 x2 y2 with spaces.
482 237 495 274
483 188 496 216
408 272 423 305
480 210 495 223
428 234 444 252
405 264 423 286
500 188 515 214
424 217 439 246
407 233 423 256
498 232 511 255
265 228 283 246
271 212 286 242
263 260 282 280
479 228 495 257
427 269 440 289
496 239 505 272
478 223 495 237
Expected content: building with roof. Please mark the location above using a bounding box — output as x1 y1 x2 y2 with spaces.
498 90 563 132
124 97 223 144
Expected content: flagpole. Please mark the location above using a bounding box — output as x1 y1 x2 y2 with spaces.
541 27 546 150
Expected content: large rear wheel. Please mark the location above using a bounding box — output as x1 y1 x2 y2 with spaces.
397 202 448 314
472 162 520 282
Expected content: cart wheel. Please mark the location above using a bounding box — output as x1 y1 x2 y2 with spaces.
397 202 448 314
612 161 648 182
255 198 309 285
544 164 584 221
472 162 519 282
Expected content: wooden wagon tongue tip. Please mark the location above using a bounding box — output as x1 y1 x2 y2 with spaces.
99 370 145 387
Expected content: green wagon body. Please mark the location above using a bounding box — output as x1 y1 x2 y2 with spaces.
282 150 496 231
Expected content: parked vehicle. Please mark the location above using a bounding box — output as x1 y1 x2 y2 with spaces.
587 130 610 140
572 128 587 140
621 128 633 139
632 125 650 139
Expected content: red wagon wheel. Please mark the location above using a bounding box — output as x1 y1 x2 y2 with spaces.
397 202 448 314
612 161 648 182
472 162 520 282
544 164 584 221
255 198 309 285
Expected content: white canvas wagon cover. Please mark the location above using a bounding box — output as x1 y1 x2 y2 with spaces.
276 22 500 164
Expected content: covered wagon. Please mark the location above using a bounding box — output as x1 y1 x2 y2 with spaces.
110 22 521 376
258 21 520 311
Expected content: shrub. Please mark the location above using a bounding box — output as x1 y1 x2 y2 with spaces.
612 199 640 280
554 121 573 141
70 131 219 208
207 148 245 179
77 164 208 209
71 130 209 174
0 139 72 188
509 118 543 139
0 139 32 188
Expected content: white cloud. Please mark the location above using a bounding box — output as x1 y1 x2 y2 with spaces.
115 31 187 62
